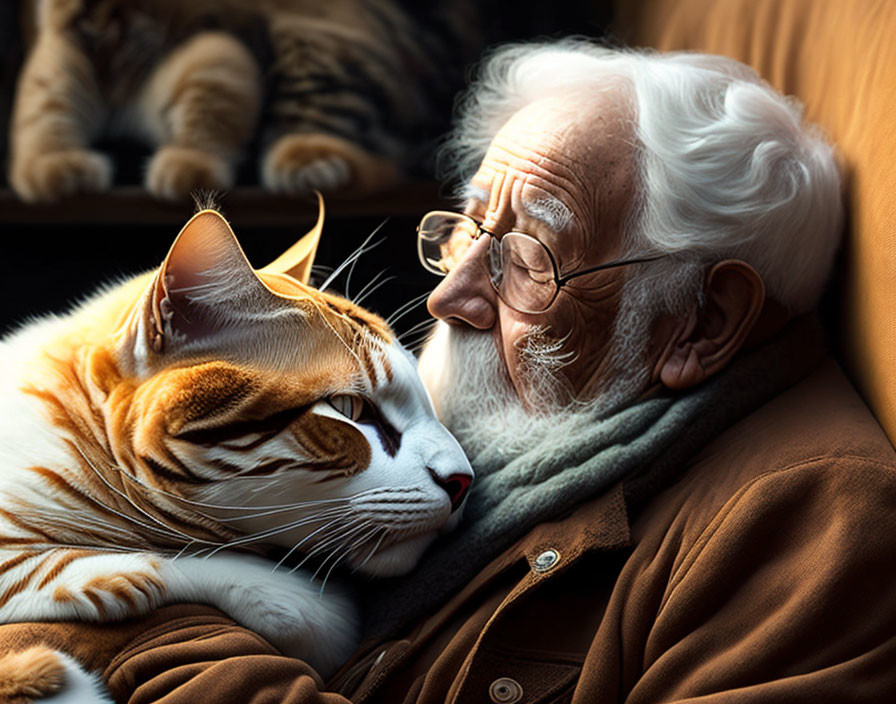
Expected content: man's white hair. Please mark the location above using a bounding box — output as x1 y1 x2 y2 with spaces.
439 39 843 315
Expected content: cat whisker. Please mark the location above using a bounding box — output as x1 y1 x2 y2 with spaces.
275 513 356 572
353 526 390 574
214 498 351 522
408 335 436 356
16 542 135 554
320 219 389 292
352 270 396 307
314 305 371 382
385 291 431 328
309 263 335 288
115 469 354 514
345 234 385 300
404 325 438 351
289 515 370 575
170 507 354 561
397 317 435 343
173 540 204 561
69 443 200 545
311 525 362 591
317 522 379 595
25 508 153 549
207 507 353 558
400 328 437 354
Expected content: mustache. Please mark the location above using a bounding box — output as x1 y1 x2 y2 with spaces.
513 326 577 412
419 322 599 466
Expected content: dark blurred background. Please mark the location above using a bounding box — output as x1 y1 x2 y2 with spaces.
0 1 613 342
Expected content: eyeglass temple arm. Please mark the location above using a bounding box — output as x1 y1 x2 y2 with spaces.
556 254 668 287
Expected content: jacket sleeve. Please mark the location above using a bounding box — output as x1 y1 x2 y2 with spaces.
627 457 896 703
101 605 352 704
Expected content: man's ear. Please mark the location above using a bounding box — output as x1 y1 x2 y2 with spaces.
259 191 324 285
143 208 272 355
655 260 765 390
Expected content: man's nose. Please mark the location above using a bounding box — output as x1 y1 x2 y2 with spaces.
426 235 497 329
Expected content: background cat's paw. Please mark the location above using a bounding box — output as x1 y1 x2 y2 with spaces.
265 153 352 194
261 133 400 196
0 646 65 701
145 146 233 201
10 149 113 203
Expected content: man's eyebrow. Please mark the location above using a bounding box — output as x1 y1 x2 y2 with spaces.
459 184 490 204
459 185 574 232
522 195 574 232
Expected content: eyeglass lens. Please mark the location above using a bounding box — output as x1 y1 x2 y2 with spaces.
418 213 558 313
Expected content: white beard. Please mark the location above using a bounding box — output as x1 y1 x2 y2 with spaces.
418 322 540 461
417 323 603 464
416 308 658 466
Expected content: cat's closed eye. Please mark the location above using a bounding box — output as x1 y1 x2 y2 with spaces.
327 394 364 422
325 394 401 457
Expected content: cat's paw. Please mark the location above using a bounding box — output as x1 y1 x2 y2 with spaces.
0 646 65 701
163 555 360 677
10 148 113 202
145 146 233 200
261 133 400 196
0 648 116 704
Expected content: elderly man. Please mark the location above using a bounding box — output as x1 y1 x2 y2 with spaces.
9 40 896 703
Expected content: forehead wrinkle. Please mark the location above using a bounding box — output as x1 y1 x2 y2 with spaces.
488 135 584 192
484 139 592 230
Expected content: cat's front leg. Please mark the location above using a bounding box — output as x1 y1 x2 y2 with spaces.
9 23 112 202
160 554 360 678
0 551 167 624
1 549 359 679
137 32 262 201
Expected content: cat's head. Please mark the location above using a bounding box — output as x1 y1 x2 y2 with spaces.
52 197 472 578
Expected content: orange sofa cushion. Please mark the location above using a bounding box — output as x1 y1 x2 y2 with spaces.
616 0 896 446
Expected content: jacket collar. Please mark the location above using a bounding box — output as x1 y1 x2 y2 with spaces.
412 483 631 645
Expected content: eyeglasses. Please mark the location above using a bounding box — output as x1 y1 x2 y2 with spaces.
417 210 666 314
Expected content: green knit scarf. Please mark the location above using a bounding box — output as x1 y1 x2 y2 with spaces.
363 317 824 640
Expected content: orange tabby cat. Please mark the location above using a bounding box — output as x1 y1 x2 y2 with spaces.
0 196 472 699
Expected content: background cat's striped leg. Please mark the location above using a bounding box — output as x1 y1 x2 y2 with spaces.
8 15 110 202
259 25 404 196
137 32 262 201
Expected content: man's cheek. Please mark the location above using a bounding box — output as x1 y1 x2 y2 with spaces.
501 318 540 399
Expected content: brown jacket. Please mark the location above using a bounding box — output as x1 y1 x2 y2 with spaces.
4 359 896 703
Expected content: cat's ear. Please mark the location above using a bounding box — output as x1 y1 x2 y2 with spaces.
259 191 324 285
142 209 271 355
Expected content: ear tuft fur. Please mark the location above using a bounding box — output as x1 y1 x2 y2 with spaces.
192 189 224 215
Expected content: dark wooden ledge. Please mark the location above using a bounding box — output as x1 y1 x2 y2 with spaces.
0 181 447 228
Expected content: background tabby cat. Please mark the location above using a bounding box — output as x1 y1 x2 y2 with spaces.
9 0 484 201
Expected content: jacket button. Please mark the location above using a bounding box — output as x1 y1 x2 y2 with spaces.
532 548 560 573
489 677 523 703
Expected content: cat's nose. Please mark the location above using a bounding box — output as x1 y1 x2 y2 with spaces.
428 468 472 513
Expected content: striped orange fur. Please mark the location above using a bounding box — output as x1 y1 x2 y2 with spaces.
0 197 473 695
